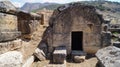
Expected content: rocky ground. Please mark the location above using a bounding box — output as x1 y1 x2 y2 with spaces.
31 57 98 67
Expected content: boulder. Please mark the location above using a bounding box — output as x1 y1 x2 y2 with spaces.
96 46 120 67
53 46 66 64
33 48 46 61
0 51 23 67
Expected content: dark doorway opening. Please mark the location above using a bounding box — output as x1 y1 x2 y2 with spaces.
72 31 83 50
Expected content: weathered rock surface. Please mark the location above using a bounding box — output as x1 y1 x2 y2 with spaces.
34 48 46 61
0 39 22 54
0 51 23 67
53 46 66 64
96 46 120 67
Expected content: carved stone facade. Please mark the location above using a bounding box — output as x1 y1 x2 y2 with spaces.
40 3 108 55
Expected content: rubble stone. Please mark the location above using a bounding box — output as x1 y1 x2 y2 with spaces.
34 48 46 61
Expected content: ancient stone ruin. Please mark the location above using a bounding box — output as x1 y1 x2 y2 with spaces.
0 1 115 67
38 3 111 62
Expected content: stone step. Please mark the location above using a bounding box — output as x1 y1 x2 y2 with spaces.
53 46 66 64
71 51 86 63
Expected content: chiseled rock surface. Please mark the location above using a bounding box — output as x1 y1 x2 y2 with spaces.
0 51 23 67
96 46 120 67
34 48 46 61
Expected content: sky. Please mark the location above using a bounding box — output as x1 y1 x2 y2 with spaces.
6 0 120 7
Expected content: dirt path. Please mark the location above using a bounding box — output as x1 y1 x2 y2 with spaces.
31 57 98 67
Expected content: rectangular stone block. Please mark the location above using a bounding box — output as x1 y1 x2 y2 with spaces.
53 46 66 64
0 31 21 42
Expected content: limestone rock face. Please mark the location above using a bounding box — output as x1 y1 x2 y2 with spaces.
0 51 23 67
96 46 120 67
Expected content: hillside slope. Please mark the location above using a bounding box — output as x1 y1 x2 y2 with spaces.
20 2 61 12
21 1 120 23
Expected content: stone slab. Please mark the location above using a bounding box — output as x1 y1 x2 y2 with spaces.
53 46 66 64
